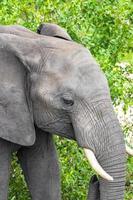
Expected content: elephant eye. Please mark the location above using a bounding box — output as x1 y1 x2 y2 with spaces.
61 96 74 107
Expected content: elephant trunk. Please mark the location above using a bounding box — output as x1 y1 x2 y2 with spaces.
97 119 126 200
98 148 126 200
72 98 126 200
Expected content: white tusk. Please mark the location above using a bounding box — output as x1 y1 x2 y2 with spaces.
84 148 114 181
126 144 133 156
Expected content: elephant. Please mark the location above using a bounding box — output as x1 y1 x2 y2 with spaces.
0 23 132 200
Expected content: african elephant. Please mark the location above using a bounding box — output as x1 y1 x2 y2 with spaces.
0 23 132 200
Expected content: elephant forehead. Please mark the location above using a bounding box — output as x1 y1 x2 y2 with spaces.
32 44 109 97
43 48 104 80
42 46 96 74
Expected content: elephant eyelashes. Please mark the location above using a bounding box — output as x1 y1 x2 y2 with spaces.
61 96 74 107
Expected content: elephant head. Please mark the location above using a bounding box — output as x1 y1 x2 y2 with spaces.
0 24 132 200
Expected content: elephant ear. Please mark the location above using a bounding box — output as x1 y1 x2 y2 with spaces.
37 23 72 41
0 33 41 146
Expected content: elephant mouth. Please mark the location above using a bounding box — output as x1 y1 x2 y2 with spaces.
41 119 115 181
39 120 76 140
42 117 116 181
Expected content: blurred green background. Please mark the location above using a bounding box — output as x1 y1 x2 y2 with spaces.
0 0 132 199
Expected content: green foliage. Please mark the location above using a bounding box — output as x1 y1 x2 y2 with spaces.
55 138 93 200
0 0 132 199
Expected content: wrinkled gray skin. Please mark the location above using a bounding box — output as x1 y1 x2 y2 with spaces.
0 24 126 200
